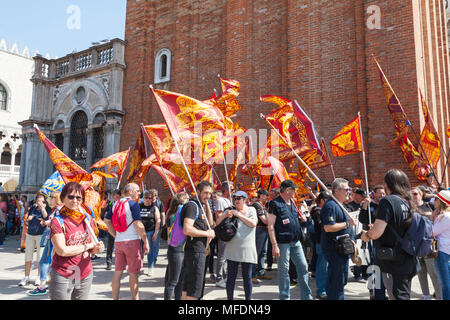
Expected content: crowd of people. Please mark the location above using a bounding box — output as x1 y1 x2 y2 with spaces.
1 168 449 300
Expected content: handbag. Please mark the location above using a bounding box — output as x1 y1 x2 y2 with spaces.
335 234 355 257
376 246 397 261
426 239 439 259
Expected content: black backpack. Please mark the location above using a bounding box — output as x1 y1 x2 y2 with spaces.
214 207 238 242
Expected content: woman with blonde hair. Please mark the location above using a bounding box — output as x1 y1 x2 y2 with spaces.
431 190 450 300
28 192 63 296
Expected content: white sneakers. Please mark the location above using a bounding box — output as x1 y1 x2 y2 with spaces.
147 268 153 277
216 279 226 288
18 277 30 287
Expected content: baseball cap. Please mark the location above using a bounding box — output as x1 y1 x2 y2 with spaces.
354 188 367 197
233 190 249 199
257 189 269 196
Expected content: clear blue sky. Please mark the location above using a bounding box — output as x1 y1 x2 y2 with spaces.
0 0 126 59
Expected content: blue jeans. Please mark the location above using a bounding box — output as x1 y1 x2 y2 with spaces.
39 241 53 282
252 228 268 278
278 241 313 300
315 243 328 296
146 230 161 268
323 247 349 300
434 250 450 300
164 245 184 300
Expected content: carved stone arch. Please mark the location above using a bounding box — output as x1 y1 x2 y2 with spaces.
66 105 93 127
52 118 65 130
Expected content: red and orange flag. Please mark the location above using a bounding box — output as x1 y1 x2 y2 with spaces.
329 115 363 157
374 56 410 136
206 78 243 117
262 95 322 159
398 134 429 181
34 125 92 190
126 127 148 186
447 124 450 138
90 149 130 177
419 91 441 169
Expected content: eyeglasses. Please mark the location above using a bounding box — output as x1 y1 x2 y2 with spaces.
233 196 245 201
67 195 83 201
412 192 419 196
340 187 352 192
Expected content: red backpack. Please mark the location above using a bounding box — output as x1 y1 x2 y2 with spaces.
112 199 132 232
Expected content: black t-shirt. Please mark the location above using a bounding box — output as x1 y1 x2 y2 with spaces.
345 201 361 212
181 200 208 253
252 201 267 227
375 194 416 275
140 204 156 232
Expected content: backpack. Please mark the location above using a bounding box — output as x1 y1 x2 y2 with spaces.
168 201 199 248
390 195 434 258
214 206 238 242
112 198 133 232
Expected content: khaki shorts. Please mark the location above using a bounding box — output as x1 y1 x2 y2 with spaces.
114 239 143 274
25 234 42 262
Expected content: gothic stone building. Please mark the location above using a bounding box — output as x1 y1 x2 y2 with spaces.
19 39 126 193
121 0 450 194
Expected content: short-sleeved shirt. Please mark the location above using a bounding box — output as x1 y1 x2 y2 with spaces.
181 200 209 253
50 214 95 279
215 197 232 213
27 206 50 236
320 199 351 252
251 201 267 227
224 206 258 264
105 197 142 242
140 204 156 232
375 194 416 275
432 211 450 255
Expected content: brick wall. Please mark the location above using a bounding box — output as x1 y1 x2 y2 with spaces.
122 0 450 199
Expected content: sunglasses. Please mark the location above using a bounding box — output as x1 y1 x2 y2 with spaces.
67 195 83 201
233 196 245 201
412 192 419 196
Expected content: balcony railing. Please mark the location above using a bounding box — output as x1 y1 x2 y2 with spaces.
0 164 20 175
33 38 125 80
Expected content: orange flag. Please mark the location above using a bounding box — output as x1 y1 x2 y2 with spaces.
205 78 243 117
126 127 148 186
419 91 441 169
34 125 92 190
90 149 130 177
262 95 322 159
399 134 429 181
329 115 363 157
446 124 450 138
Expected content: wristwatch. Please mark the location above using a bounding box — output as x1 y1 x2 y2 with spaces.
345 221 350 229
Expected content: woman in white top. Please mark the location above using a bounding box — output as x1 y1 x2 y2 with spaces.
218 190 257 300
431 190 450 300
411 187 441 300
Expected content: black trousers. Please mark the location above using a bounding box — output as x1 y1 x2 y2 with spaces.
392 273 414 300
106 233 115 264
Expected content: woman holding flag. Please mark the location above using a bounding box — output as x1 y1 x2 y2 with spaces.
48 182 104 300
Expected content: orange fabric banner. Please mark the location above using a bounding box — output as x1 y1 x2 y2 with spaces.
34 125 92 190
126 127 148 186
398 134 429 181
90 149 130 177
329 115 363 157
419 91 440 169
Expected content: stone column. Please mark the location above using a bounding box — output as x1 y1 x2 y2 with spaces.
86 127 94 169
63 130 70 156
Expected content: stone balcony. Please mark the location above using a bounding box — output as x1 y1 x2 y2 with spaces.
31 38 126 82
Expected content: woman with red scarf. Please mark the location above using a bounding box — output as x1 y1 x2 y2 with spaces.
49 182 104 300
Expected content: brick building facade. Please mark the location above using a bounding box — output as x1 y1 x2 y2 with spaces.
122 0 450 194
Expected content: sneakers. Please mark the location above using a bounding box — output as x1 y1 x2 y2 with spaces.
216 279 226 288
18 277 30 287
422 295 431 300
34 278 41 286
106 263 112 271
147 267 153 276
209 274 217 283
91 255 101 261
252 277 262 284
28 287 48 296
256 274 272 280
316 293 327 300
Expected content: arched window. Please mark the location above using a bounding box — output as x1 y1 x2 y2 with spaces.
0 84 7 111
15 145 21 166
1 143 11 165
154 48 172 84
69 111 88 163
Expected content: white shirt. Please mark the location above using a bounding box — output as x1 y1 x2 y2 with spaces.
113 198 140 243
433 211 450 255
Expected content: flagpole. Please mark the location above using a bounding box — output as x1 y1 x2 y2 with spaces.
322 137 336 180
150 85 211 229
440 147 450 184
116 147 130 190
261 114 352 219
357 112 376 296
142 124 176 198
221 139 233 202
140 124 149 192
